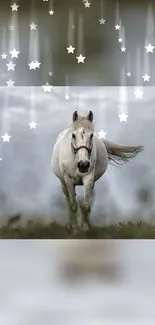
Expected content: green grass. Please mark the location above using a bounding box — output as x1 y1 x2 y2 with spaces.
1 217 155 239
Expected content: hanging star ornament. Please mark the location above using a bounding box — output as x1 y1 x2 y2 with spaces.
142 74 150 82
6 61 16 71
76 54 86 63
49 71 53 76
118 38 123 42
28 61 37 70
11 3 19 11
29 22 37 30
1 53 7 59
84 1 91 8
34 61 41 68
134 89 143 99
115 24 120 30
65 94 70 100
8 25 15 31
99 18 106 25
66 45 75 53
145 43 155 53
127 72 131 77
29 121 37 129
118 112 128 122
121 46 126 52
6 79 15 87
42 82 53 92
97 130 107 139
49 10 54 15
1 133 11 142
10 48 20 58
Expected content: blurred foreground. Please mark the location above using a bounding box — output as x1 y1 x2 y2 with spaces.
1 217 155 238
0 240 155 324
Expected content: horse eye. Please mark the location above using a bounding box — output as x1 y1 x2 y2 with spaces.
72 133 76 139
90 133 93 139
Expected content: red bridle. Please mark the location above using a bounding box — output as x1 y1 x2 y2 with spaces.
71 143 92 155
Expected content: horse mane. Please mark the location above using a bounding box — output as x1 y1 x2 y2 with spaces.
102 139 144 166
71 116 94 131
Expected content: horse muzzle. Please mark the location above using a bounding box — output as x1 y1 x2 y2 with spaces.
77 160 90 173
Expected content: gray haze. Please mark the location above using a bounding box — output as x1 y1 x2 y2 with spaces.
0 86 154 224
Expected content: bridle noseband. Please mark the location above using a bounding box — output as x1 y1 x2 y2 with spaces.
71 143 92 156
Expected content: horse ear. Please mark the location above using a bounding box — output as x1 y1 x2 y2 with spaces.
87 110 93 122
73 110 78 122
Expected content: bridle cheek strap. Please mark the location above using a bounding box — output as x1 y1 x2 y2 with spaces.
71 143 92 155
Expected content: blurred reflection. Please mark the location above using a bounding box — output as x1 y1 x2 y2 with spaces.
61 240 122 283
0 241 155 325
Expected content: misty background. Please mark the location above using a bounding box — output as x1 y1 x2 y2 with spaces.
0 86 154 225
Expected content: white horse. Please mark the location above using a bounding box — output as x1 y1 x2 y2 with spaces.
51 110 143 233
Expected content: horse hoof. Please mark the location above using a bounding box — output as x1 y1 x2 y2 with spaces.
67 224 73 231
82 223 90 232
70 202 78 213
72 225 80 235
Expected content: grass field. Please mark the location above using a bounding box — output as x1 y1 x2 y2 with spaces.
1 216 155 239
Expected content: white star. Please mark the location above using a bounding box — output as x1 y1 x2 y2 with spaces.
145 43 155 53
49 71 53 76
66 45 75 53
10 48 20 58
99 18 106 25
6 79 15 87
0 158 2 162
29 121 37 129
84 1 91 8
1 53 7 59
118 38 123 42
42 82 53 92
29 22 37 30
1 133 11 142
49 10 54 15
142 73 150 82
11 3 19 11
118 112 128 122
76 54 86 63
65 94 70 100
28 61 37 70
34 61 41 68
127 72 131 77
115 24 120 30
97 129 107 139
134 89 143 99
6 61 16 71
121 46 126 52
8 25 15 31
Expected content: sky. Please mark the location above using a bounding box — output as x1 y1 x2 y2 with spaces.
0 86 154 224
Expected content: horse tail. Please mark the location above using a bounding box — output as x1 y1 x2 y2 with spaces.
102 139 144 166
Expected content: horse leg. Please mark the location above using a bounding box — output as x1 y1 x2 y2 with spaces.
62 176 79 233
61 181 74 228
79 175 95 230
